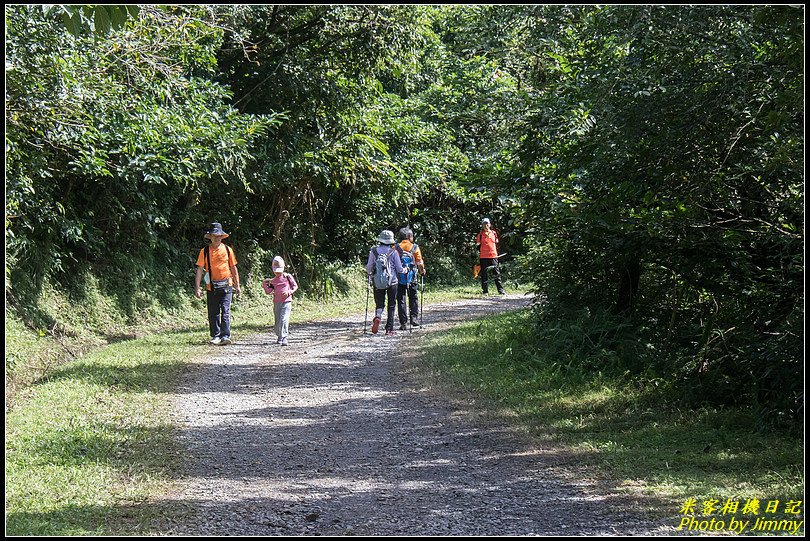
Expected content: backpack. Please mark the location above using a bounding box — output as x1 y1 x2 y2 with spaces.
371 247 393 289
395 243 417 286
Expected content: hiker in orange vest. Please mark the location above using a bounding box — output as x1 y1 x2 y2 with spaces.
194 222 241 345
395 227 426 330
475 217 504 296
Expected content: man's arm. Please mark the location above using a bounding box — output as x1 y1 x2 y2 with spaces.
415 247 426 275
230 265 241 296
194 266 204 299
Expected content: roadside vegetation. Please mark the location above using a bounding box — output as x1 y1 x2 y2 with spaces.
418 309 804 530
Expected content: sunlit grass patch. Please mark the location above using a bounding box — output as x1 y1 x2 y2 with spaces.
5 331 198 535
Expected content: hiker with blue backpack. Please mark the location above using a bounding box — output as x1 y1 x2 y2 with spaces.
366 229 404 336
395 227 426 331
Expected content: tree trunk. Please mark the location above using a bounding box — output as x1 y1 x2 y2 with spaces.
615 258 641 314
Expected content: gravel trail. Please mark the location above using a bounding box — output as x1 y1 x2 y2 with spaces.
161 294 675 535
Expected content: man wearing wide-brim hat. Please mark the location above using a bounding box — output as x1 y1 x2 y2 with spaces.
194 222 242 345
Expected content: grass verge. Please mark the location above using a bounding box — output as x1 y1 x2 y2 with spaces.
416 309 804 534
5 330 197 535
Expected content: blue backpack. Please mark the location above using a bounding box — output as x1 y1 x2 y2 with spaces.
395 243 417 285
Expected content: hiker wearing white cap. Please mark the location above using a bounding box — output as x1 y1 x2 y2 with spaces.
261 256 299 346
195 222 241 345
366 229 404 335
476 217 505 296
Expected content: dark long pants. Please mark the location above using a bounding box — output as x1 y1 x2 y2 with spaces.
479 257 504 295
397 282 419 324
373 285 398 331
206 286 233 338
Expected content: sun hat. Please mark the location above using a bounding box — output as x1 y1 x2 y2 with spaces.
272 256 285 271
377 230 396 245
481 217 491 225
204 222 229 239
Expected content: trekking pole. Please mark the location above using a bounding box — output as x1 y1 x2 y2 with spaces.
363 274 370 334
408 280 413 335
419 273 424 327
408 285 412 334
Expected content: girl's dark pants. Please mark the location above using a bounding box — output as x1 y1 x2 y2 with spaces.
373 284 398 331
206 286 233 339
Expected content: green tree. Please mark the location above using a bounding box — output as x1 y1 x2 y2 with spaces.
505 5 803 419
208 5 496 285
6 5 277 308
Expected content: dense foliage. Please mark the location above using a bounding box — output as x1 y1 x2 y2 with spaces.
489 5 804 421
6 5 277 309
5 5 803 421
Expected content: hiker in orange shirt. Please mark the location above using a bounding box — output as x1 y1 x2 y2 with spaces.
395 227 426 330
194 222 241 345
475 217 504 296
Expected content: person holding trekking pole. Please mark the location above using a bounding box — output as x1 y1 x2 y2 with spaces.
366 229 404 336
476 217 505 296
395 227 426 331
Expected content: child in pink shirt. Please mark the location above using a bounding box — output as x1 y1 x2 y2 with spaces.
261 256 299 346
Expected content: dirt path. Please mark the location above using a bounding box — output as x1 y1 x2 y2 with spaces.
160 294 674 535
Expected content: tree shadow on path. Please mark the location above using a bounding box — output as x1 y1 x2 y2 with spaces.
162 295 678 536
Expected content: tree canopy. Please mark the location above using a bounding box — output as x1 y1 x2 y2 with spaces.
5 5 803 421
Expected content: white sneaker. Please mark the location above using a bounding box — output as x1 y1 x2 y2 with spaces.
220 337 232 345
210 336 222 345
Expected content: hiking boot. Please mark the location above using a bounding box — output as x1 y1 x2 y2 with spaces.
371 317 381 334
399 323 407 331
210 336 221 345
385 329 396 336
220 337 232 345
410 319 420 327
